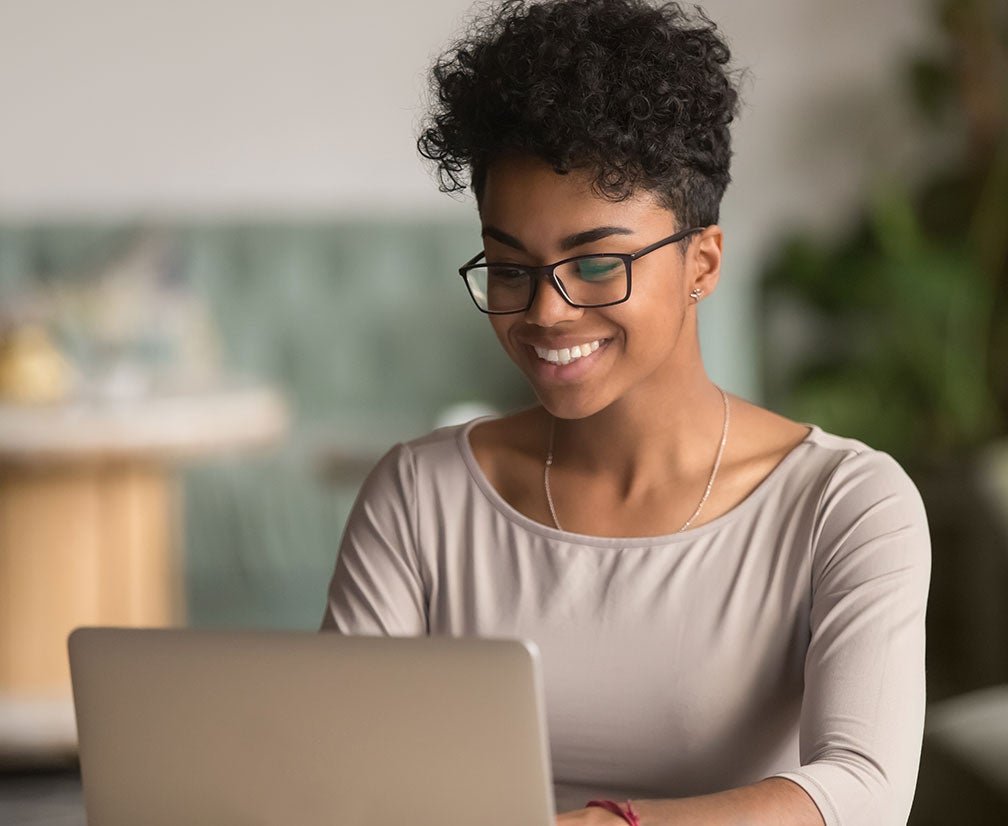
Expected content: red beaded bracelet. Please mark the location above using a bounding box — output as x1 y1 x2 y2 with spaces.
586 799 641 825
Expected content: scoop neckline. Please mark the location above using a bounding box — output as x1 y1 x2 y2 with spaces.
456 418 820 547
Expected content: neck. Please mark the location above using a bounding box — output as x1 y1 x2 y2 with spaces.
546 367 726 497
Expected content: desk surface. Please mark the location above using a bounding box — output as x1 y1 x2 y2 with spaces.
0 768 85 826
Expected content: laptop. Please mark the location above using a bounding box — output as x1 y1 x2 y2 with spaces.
68 627 556 826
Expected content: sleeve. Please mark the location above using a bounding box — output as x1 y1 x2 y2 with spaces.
773 449 931 826
319 442 429 636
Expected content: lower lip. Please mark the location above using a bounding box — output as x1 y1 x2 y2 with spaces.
527 340 609 381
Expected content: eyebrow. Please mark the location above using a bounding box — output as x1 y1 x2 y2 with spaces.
481 225 635 253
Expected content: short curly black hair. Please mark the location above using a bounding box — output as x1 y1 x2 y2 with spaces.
417 0 740 228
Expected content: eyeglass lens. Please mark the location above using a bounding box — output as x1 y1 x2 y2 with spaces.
465 256 628 312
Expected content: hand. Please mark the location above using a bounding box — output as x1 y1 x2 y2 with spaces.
556 807 627 825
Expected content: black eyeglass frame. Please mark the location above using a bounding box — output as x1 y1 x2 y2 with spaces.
458 226 706 315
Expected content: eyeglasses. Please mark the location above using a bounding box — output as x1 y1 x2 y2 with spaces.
458 226 704 314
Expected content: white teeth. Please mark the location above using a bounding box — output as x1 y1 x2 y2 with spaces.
533 339 603 365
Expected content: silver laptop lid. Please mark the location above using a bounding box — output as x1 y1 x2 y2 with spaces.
69 628 555 826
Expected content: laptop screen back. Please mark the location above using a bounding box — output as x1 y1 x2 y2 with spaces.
69 628 555 826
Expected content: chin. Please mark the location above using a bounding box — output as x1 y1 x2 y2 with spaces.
530 384 614 421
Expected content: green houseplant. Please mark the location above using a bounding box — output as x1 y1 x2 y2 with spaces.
761 0 1006 468
760 0 1007 701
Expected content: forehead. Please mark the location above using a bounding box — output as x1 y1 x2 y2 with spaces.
478 155 675 247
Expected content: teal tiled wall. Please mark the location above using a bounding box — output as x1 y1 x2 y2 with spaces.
0 222 533 629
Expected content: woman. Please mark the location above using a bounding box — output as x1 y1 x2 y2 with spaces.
321 1 930 824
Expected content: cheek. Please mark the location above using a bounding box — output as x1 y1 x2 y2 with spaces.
612 300 682 353
488 317 517 355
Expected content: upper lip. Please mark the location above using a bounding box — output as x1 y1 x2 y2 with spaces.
518 336 608 349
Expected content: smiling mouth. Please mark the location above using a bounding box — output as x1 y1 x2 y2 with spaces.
533 339 602 365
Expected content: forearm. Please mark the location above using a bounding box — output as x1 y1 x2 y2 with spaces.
559 778 826 826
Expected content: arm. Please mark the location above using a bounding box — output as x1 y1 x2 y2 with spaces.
776 449 930 825
320 443 429 635
557 778 825 824
562 448 929 826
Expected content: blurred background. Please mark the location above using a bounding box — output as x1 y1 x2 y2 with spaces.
0 0 1004 823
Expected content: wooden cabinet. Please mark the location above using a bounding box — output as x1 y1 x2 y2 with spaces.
0 386 285 760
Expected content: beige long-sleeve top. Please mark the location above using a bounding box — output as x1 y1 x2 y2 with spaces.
321 420 930 825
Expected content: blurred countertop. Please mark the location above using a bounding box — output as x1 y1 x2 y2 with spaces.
0 382 287 464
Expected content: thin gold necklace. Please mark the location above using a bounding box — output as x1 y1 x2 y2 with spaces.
544 386 730 533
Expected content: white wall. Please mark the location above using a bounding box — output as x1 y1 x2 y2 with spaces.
0 0 475 217
0 0 936 396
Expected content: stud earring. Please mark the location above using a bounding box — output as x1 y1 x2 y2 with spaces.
689 288 703 301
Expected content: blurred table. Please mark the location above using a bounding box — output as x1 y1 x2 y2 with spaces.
915 685 1008 824
0 384 286 762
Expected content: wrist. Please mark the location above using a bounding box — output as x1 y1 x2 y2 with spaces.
586 799 641 826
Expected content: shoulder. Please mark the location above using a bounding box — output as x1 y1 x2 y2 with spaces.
342 423 482 546
796 427 931 586
468 407 545 460
733 397 923 513
467 406 547 499
728 399 928 558
367 421 475 489
804 427 925 514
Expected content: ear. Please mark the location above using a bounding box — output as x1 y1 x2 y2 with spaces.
688 225 723 302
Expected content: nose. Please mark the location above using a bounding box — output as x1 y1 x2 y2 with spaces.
523 274 584 327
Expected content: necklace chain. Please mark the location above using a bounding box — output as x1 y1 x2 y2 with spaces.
544 386 730 534
544 417 562 530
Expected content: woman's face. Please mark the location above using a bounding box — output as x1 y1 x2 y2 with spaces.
478 154 720 420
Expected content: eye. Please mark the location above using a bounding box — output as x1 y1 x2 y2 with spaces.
485 265 531 284
574 256 624 282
